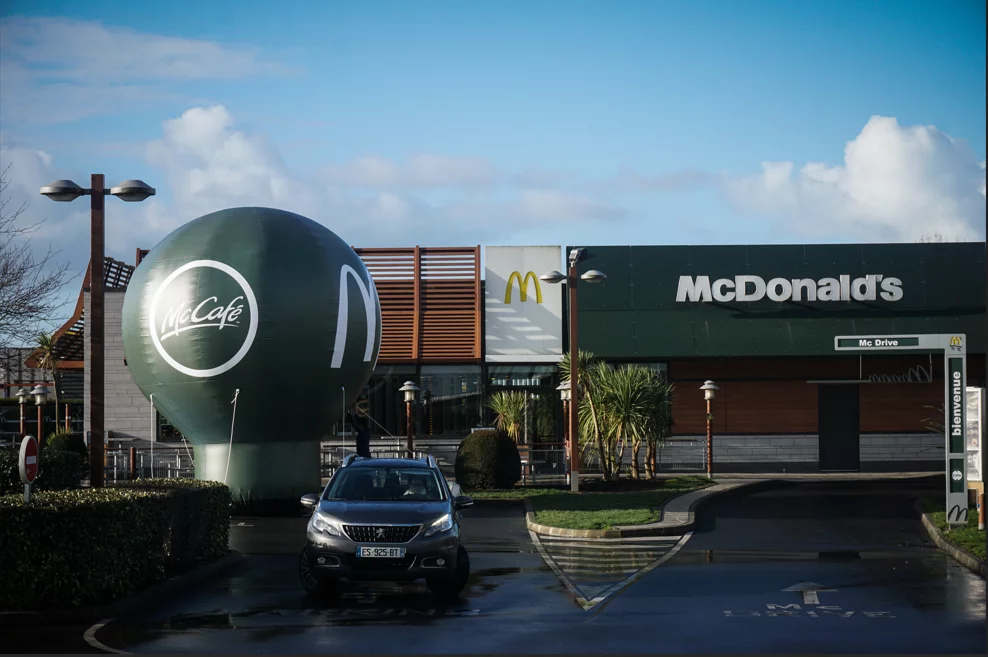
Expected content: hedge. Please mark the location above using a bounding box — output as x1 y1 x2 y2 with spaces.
0 479 231 611
454 429 522 490
0 448 82 495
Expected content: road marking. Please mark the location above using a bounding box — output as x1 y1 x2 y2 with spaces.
781 581 837 605
530 529 692 610
83 619 129 654
724 604 895 618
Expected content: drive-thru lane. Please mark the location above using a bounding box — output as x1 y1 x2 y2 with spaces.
9 477 984 654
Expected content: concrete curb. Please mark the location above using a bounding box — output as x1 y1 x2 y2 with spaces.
915 504 985 577
0 550 244 628
524 479 773 538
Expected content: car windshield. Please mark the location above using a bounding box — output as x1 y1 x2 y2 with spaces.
324 467 446 502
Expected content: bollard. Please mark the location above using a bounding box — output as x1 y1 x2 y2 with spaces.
129 447 137 480
979 492 985 531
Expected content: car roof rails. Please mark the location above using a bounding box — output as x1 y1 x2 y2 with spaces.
341 454 370 467
424 455 438 470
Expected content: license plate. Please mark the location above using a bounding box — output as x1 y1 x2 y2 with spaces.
356 546 406 558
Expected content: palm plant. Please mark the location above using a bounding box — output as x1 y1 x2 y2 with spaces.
559 350 613 480
34 331 60 430
486 390 527 442
595 364 655 479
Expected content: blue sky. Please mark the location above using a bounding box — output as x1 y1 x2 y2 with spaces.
0 0 985 271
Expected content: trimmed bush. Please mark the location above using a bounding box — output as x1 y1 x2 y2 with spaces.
454 429 521 490
45 431 89 469
0 479 231 611
0 448 82 495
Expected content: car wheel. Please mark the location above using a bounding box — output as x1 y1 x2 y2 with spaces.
299 547 337 598
427 545 470 601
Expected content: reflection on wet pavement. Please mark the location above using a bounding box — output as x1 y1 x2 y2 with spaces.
531 532 690 608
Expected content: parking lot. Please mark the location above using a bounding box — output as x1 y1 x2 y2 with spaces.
6 478 984 655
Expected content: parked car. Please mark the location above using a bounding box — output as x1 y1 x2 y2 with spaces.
299 454 474 600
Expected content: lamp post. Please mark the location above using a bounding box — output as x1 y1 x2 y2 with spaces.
541 248 606 492
399 381 419 458
41 176 155 488
700 380 719 477
16 387 28 438
31 384 49 449
556 380 571 482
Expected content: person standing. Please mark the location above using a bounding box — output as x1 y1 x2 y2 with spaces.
347 407 372 458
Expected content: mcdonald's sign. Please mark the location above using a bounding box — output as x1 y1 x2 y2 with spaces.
949 335 963 349
504 271 543 304
484 246 563 362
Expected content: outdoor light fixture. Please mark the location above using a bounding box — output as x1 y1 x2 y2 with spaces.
539 270 566 284
556 380 571 402
700 380 718 476
41 179 156 203
539 248 602 492
16 387 28 437
398 381 420 457
399 381 419 403
30 384 49 406
41 174 156 488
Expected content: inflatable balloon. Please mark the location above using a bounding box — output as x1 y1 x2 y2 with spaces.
121 207 381 500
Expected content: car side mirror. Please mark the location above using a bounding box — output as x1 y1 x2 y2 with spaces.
453 495 474 510
300 494 320 509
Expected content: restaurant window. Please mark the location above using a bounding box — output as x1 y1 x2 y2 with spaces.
419 365 482 437
487 364 560 443
342 365 417 438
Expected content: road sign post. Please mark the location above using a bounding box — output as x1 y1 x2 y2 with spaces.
835 334 969 526
18 435 39 503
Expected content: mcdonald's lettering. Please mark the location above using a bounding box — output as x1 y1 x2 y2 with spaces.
947 505 969 523
504 271 543 304
949 336 962 347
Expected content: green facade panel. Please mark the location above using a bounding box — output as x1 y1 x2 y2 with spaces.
570 242 985 358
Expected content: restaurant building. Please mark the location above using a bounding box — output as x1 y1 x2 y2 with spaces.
32 240 985 475
570 242 985 474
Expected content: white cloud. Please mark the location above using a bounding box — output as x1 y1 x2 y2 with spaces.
0 16 288 125
322 154 499 189
134 105 627 249
725 115 987 242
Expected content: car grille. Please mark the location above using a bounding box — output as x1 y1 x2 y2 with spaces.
342 525 419 543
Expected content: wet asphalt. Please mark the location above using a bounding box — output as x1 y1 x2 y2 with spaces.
5 477 986 654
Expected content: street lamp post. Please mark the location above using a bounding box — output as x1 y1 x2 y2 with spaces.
399 381 420 458
31 384 49 450
16 387 28 437
556 380 571 482
700 380 719 477
40 176 155 488
541 248 606 492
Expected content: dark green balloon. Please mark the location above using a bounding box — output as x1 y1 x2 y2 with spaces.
122 207 381 498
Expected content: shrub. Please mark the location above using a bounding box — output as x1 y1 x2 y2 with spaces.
45 431 89 469
0 479 231 611
0 448 82 495
454 429 521 490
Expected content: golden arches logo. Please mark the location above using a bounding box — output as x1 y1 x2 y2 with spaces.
949 336 963 347
504 271 543 304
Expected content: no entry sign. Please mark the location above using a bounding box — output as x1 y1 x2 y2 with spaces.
19 435 38 485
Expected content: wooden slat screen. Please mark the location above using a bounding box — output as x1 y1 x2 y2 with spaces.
355 247 481 363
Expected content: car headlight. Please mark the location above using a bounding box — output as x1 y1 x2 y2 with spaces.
424 513 453 537
311 512 341 537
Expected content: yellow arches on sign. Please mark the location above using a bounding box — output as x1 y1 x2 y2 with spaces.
504 271 543 304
